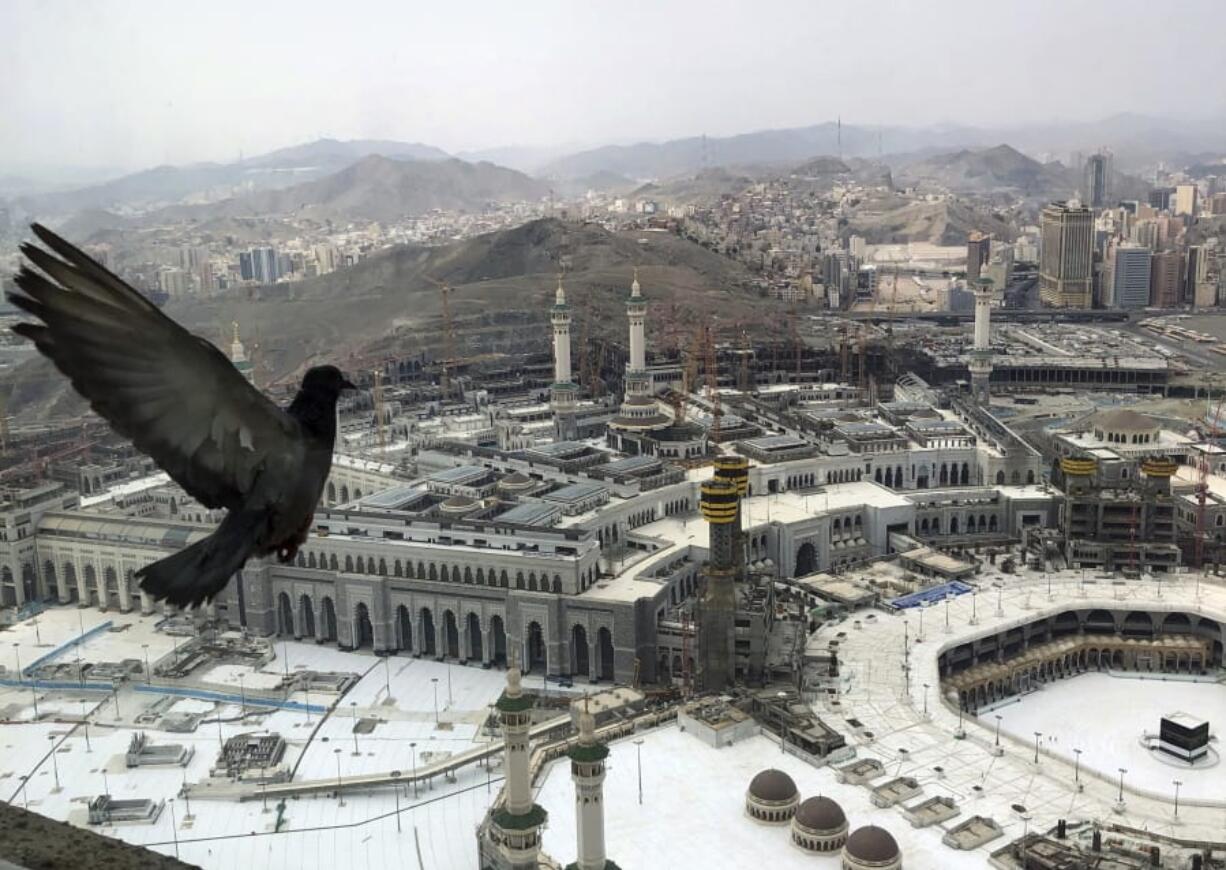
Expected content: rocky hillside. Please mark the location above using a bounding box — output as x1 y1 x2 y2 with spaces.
4 219 770 420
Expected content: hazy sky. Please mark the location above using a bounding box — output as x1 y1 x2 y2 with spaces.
3 0 1225 173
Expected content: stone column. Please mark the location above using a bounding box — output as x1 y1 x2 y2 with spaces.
483 626 494 666
139 590 153 616
116 569 132 613
75 561 89 606
588 640 599 683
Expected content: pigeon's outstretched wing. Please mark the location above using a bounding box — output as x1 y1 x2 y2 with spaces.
9 224 302 510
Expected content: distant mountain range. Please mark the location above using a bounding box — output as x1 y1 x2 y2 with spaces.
13 138 450 218
8 113 1224 225
536 114 1226 181
143 155 550 224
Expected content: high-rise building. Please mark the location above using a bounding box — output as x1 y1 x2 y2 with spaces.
1174 184 1199 217
1111 243 1152 309
1185 245 1208 303
1148 188 1175 211
250 247 278 285
1039 201 1094 308
238 251 254 282
1084 152 1111 208
966 232 991 282
1150 250 1184 308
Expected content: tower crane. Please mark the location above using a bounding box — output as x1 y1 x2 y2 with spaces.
425 275 457 399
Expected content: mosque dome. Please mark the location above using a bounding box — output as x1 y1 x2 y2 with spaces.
745 769 799 824
794 796 845 832
748 769 797 802
844 825 901 866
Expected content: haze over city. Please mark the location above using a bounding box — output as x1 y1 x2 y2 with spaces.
3 3 1226 870
3 0 1226 174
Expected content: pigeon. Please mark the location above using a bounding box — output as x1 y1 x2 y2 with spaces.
8 223 356 608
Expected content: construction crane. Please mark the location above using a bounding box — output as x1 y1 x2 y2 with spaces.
425 275 457 399
577 297 593 391
788 305 802 377
738 326 752 393
372 369 386 449
704 323 721 444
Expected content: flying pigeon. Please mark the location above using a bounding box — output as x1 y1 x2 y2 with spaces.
8 224 356 608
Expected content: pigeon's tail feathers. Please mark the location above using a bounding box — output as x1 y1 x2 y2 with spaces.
138 511 258 609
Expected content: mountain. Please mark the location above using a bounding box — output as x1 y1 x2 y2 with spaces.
3 219 767 420
238 138 449 168
894 144 1074 196
538 114 1226 181
149 156 550 224
843 192 1015 246
539 123 877 180
13 138 452 218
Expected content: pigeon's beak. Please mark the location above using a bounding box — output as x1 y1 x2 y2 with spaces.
341 377 357 391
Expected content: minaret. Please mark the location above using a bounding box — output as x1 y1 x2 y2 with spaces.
551 277 576 407
968 277 994 403
551 277 579 439
565 697 614 870
627 268 646 374
489 651 547 869
229 321 255 384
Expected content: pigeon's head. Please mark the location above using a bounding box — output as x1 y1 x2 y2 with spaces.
301 365 357 399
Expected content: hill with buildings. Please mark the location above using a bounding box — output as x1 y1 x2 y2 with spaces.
843 192 1015 245
2 218 766 421
894 144 1075 196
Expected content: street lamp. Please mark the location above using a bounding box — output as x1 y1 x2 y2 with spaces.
410 742 418 798
334 748 344 806
383 655 391 701
776 691 788 754
237 673 246 712
1173 779 1182 818
47 735 60 792
14 645 39 719
351 701 360 755
447 660 453 708
1033 731 1042 764
1073 748 1082 783
431 677 439 725
142 644 151 684
994 714 1002 746
168 799 179 860
390 771 402 832
922 683 930 716
634 738 644 805
1117 767 1127 804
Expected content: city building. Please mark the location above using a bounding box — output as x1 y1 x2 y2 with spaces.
1084 151 1111 209
1174 183 1199 217
1150 250 1183 308
1111 243 1152 309
966 232 991 282
1039 201 1093 308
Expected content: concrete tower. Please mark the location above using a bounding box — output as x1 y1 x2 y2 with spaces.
968 278 993 403
565 699 618 870
698 475 739 691
488 653 547 869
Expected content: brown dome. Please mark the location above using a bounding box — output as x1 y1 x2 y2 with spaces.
748 768 797 803
795 796 846 831
845 825 900 863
